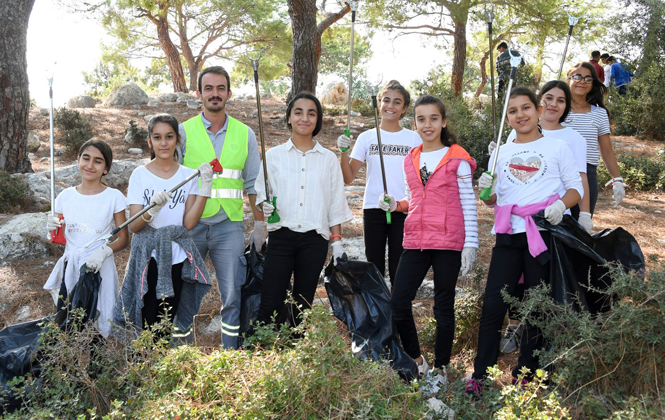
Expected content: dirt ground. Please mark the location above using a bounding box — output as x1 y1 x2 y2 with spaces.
2 96 664 378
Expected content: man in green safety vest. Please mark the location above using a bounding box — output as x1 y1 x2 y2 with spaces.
178 66 264 349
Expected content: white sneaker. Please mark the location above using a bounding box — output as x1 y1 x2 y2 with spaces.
500 324 524 354
421 367 448 396
416 356 430 379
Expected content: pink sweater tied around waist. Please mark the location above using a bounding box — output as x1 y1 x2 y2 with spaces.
493 194 561 258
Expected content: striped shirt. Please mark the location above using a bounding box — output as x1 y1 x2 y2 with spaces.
255 139 353 240
562 106 611 166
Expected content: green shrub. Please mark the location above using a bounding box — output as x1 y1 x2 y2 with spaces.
0 171 30 213
54 107 94 156
598 147 665 191
124 120 148 148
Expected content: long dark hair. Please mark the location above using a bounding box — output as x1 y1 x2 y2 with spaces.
285 92 323 137
567 62 611 121
413 95 457 147
147 114 180 160
537 80 572 123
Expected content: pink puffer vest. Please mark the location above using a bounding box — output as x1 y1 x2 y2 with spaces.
403 144 477 251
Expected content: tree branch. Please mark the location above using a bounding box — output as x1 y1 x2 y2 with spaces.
317 2 350 34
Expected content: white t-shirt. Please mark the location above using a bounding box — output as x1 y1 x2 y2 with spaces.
350 128 422 209
55 187 127 257
490 135 583 234
561 106 611 166
127 165 200 264
46 186 127 336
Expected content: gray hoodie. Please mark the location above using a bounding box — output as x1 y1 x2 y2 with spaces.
113 224 211 334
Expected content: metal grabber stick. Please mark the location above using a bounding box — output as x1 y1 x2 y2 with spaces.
84 159 224 249
342 1 359 152
248 50 280 223
369 76 391 224
557 9 586 79
480 49 523 201
485 2 497 143
47 64 66 244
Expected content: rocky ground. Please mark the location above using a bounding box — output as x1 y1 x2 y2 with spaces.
1 92 664 374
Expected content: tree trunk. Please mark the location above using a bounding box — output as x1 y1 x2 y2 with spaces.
0 0 35 173
154 7 188 93
287 0 319 103
450 20 467 97
475 50 491 98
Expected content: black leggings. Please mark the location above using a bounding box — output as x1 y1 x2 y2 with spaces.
142 258 184 329
363 209 406 286
473 232 551 380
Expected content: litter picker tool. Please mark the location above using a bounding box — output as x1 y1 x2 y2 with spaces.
557 9 586 79
248 49 280 224
342 0 359 152
485 2 497 143
369 75 391 225
83 159 223 249
46 64 66 245
480 49 523 201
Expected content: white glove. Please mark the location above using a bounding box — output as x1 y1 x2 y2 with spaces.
578 211 593 233
250 221 267 250
262 201 274 219
198 162 213 197
544 199 566 225
147 191 172 218
85 244 113 273
460 247 477 277
488 141 497 156
331 241 346 266
337 134 353 152
612 181 625 206
378 193 397 212
478 172 497 194
47 215 63 231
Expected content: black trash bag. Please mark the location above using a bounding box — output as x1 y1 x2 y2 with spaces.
533 214 645 314
240 243 265 335
0 265 102 414
324 257 418 382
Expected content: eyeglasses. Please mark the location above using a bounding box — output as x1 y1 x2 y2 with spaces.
569 74 594 83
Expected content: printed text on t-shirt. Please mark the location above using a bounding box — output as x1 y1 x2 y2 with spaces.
368 144 412 156
143 188 186 209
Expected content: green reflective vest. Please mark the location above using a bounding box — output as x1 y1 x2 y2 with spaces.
182 115 249 221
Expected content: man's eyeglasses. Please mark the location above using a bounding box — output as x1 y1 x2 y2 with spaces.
569 74 594 83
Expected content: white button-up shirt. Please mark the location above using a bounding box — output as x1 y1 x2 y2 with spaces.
255 139 353 240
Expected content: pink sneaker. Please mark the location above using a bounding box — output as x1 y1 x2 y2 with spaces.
464 377 483 397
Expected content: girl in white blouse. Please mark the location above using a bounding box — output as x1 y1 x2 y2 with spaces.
254 92 353 328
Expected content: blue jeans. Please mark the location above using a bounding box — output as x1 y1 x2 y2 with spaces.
191 219 246 349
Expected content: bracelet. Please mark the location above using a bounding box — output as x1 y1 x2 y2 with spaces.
141 212 153 223
604 177 624 187
331 234 342 240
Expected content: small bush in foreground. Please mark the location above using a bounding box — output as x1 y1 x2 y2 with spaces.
0 172 30 213
598 147 665 191
54 107 94 156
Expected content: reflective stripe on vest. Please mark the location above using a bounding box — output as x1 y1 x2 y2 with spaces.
182 115 249 221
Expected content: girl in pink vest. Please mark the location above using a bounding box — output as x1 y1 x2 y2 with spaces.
381 95 478 384
466 87 583 396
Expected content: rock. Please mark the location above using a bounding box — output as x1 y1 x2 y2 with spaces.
186 100 200 110
144 115 153 122
66 95 96 108
176 93 197 103
0 213 53 261
28 153 35 158
160 93 178 103
104 82 149 108
416 279 435 300
132 104 141 110
251 110 258 118
40 157 48 162
426 398 456 419
128 148 143 155
15 306 32 323
321 82 348 106
350 110 361 117
164 108 174 113
40 108 49 116
147 99 161 107
27 132 41 153
55 149 66 157
138 111 146 117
